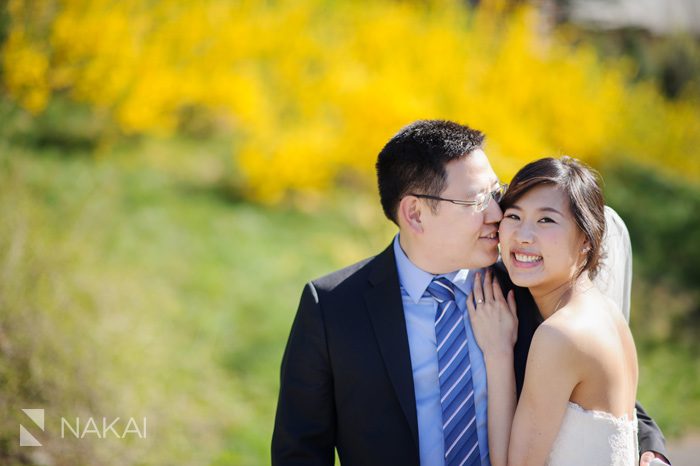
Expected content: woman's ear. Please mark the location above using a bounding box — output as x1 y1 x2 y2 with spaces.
398 195 424 234
580 239 591 255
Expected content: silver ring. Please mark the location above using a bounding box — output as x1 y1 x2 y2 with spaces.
476 299 484 304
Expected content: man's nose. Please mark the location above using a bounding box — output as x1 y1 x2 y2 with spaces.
484 197 503 223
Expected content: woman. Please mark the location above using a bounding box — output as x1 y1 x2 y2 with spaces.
468 157 639 465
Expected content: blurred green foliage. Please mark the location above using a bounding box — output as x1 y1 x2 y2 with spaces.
0 133 394 465
606 164 700 291
605 163 700 346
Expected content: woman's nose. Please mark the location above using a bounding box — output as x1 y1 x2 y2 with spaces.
514 223 534 244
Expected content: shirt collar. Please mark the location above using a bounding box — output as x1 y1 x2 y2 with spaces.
393 234 475 304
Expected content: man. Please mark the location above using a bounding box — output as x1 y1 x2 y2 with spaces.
272 120 668 465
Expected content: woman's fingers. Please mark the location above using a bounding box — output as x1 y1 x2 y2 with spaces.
468 273 518 353
466 292 476 319
483 269 494 303
472 272 484 305
491 275 506 305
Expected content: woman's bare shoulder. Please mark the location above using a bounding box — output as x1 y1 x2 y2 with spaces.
524 320 583 394
534 304 606 361
544 294 626 361
529 318 580 363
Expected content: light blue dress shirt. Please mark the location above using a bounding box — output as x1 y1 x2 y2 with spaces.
393 235 490 466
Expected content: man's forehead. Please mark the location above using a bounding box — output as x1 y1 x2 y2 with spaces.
444 170 498 194
443 150 498 192
465 178 499 195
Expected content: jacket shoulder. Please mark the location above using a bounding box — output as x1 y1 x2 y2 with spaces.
309 243 395 295
311 256 375 291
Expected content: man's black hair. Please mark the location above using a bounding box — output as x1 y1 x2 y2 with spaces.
376 119 485 224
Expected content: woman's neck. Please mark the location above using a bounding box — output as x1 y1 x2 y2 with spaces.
531 275 594 320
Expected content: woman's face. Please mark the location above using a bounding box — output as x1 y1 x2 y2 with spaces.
498 184 588 291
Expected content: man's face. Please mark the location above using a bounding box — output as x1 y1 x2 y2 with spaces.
418 149 503 273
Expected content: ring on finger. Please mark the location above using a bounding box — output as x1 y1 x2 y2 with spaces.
476 299 484 304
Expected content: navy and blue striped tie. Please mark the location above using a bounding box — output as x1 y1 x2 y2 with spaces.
427 277 481 466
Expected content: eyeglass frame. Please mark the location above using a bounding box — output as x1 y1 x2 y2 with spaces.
408 182 508 212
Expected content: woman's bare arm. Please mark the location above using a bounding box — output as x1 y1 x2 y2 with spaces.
507 324 579 466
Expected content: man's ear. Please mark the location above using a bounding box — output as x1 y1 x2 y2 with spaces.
398 195 424 234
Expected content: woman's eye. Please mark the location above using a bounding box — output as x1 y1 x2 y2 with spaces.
504 213 520 220
538 217 555 223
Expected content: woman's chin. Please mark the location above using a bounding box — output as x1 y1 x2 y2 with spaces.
505 265 541 288
511 276 534 288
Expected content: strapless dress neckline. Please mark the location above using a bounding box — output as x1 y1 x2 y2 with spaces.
546 401 639 465
566 401 636 424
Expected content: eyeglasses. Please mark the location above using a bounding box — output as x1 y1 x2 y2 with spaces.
409 182 508 213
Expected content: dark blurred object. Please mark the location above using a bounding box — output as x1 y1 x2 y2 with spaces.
0 0 9 85
657 34 700 98
1 95 109 150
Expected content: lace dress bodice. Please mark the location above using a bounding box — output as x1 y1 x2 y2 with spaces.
546 402 639 466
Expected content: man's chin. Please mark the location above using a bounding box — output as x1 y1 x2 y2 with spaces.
462 251 499 270
481 248 500 267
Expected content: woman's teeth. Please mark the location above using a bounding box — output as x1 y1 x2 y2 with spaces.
514 253 542 263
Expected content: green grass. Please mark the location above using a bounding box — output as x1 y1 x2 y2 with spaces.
0 140 393 465
637 340 700 439
0 140 697 465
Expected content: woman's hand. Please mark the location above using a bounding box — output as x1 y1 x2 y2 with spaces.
469 270 518 466
467 268 518 359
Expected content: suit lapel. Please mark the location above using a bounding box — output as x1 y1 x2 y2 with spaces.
364 245 419 448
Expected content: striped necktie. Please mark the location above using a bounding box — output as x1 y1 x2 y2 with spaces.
427 277 481 466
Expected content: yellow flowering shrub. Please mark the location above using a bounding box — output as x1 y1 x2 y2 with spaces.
2 0 699 201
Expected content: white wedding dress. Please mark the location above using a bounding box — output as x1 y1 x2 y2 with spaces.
546 402 639 466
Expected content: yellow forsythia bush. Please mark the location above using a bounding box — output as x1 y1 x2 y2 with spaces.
3 0 699 201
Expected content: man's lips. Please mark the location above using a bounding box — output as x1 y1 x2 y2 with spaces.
479 231 498 240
